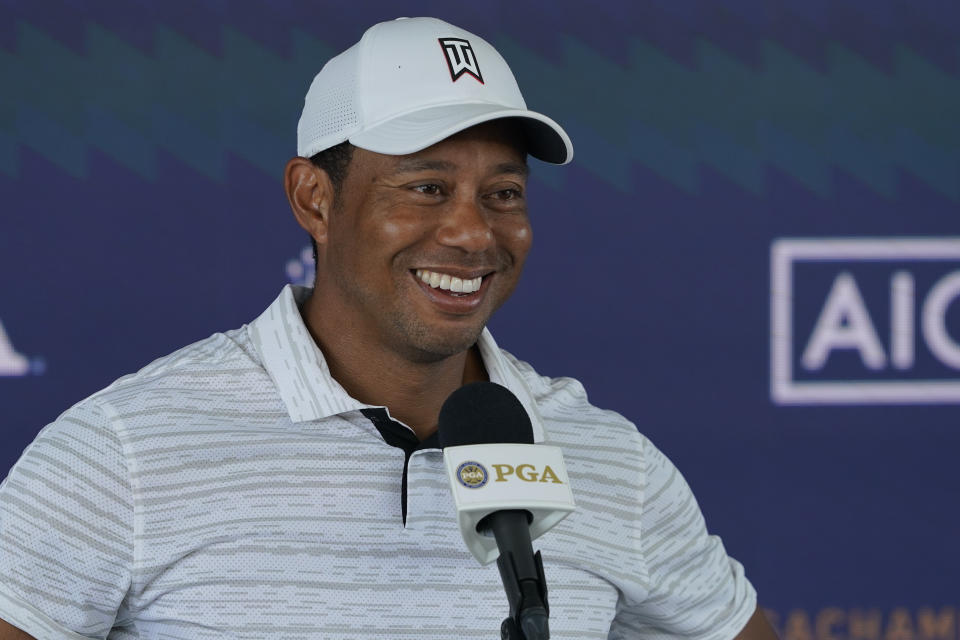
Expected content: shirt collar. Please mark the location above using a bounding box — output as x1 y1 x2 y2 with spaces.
249 285 545 442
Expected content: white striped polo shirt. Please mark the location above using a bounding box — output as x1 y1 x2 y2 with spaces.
0 285 756 639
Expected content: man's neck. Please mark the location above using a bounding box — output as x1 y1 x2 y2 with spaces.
300 295 488 441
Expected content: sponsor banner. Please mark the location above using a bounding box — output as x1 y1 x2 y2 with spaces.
763 605 957 640
771 238 960 405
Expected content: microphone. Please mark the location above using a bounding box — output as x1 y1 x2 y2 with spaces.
439 382 576 640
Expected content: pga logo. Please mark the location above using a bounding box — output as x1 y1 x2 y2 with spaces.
490 463 564 484
771 238 960 405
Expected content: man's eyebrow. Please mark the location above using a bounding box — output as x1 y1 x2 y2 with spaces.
495 162 530 179
388 159 530 178
390 159 457 174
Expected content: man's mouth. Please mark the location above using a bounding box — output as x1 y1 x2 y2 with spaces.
414 269 484 296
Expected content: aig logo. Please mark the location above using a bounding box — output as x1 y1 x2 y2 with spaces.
771 238 960 405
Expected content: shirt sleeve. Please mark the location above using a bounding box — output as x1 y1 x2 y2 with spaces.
608 435 757 640
0 400 134 639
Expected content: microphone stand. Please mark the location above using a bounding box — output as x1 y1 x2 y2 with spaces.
488 511 551 640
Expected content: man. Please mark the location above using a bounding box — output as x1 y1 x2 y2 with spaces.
0 17 776 640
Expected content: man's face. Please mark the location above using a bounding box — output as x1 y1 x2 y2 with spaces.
316 121 531 363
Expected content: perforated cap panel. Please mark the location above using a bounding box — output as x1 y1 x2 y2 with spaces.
297 46 361 157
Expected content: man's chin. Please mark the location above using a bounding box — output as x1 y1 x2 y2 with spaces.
397 325 486 364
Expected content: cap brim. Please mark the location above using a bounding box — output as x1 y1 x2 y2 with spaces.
349 103 573 165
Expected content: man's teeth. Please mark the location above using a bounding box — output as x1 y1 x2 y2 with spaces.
415 269 483 294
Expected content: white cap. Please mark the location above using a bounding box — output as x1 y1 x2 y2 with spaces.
297 17 573 164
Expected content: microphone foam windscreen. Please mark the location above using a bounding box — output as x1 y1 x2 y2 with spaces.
438 382 534 448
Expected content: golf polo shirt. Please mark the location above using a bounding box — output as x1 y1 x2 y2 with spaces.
0 285 756 639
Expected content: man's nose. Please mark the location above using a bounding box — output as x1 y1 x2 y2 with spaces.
435 195 495 253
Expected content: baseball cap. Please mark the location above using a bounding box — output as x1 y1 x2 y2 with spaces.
297 17 573 164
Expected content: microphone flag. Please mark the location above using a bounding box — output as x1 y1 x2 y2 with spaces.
443 443 576 565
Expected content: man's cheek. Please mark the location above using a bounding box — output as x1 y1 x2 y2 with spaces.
504 222 532 263
379 208 427 242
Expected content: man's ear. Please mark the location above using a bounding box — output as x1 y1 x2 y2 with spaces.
284 157 336 246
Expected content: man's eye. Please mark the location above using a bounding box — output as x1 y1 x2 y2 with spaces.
413 184 441 195
494 189 523 200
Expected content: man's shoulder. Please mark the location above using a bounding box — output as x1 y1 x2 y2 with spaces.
75 324 264 415
498 348 646 448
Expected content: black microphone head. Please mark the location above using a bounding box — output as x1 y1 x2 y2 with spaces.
438 382 534 448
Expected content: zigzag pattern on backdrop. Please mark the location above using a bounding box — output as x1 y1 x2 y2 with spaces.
501 36 960 199
0 19 958 200
0 23 333 181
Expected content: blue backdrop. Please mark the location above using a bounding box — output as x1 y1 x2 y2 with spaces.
2 1 958 637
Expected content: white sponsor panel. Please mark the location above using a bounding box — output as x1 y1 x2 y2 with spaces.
771 237 960 405
444 443 576 564
0 319 30 377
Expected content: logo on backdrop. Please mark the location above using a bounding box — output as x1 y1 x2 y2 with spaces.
438 38 483 84
286 246 315 287
0 319 43 377
771 238 960 405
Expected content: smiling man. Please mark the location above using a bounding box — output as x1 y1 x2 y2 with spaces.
0 17 775 640
288 121 532 441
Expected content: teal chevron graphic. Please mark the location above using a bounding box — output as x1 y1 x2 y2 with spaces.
1 21 958 199
499 35 960 199
0 22 334 180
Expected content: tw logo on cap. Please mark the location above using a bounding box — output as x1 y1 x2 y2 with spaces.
438 38 484 84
